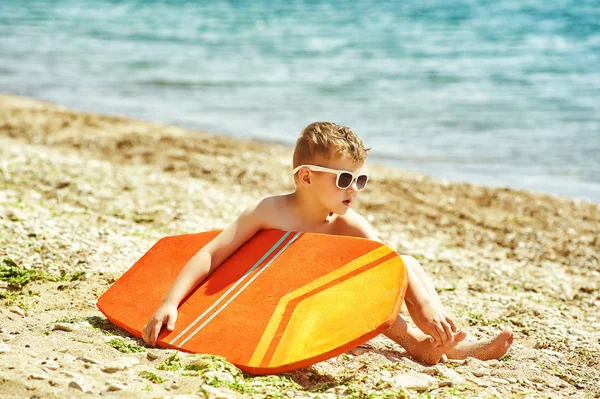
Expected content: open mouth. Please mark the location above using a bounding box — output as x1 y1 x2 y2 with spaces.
342 199 352 207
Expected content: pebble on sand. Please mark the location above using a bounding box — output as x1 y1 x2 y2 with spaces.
393 371 435 391
0 342 11 353
68 377 94 393
53 323 78 332
9 306 26 317
101 358 140 373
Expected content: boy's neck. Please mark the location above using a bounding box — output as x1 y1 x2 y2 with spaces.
288 190 334 227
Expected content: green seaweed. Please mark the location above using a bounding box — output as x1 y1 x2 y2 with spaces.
0 258 43 288
0 258 88 290
139 371 166 384
106 337 146 354
157 351 183 371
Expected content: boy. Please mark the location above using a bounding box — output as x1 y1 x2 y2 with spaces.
143 122 514 365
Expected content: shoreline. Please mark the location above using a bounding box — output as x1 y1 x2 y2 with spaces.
4 92 599 205
1 94 599 398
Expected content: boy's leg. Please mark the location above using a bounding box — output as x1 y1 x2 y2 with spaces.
401 255 457 342
401 255 446 311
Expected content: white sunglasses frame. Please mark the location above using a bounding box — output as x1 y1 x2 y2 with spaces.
292 164 369 191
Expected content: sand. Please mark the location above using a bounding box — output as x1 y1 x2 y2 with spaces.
0 94 598 398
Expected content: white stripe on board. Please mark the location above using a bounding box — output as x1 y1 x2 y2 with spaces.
176 232 302 348
168 231 293 346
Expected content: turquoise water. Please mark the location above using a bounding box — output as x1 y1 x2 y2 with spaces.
1 0 599 202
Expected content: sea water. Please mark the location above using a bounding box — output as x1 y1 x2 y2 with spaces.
1 0 599 202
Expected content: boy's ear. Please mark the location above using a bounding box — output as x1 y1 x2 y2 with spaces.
298 169 312 186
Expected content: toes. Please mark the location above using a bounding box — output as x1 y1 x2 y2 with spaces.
454 330 468 342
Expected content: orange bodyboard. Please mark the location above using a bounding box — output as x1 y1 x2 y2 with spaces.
97 230 408 374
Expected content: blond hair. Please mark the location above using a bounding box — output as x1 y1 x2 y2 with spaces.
292 122 370 169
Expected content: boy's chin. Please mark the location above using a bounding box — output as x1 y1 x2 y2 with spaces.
332 207 349 216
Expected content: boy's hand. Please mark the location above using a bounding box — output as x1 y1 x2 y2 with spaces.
142 303 178 347
420 303 457 344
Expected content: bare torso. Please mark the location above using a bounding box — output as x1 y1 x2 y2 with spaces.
255 194 374 240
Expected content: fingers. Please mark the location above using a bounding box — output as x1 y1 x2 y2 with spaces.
433 324 446 344
166 312 177 331
431 318 455 345
142 322 151 346
446 316 458 332
142 307 178 347
142 319 162 347
149 322 162 347
441 319 454 342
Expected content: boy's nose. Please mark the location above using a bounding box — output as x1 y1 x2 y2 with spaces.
347 180 359 192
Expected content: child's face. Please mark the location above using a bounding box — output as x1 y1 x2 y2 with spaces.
310 155 367 216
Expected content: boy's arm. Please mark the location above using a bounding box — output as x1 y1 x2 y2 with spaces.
142 199 270 346
161 204 265 305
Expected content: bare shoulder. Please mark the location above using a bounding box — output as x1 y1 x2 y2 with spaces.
248 195 288 229
333 210 381 242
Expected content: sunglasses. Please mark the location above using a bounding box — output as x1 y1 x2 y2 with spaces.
292 164 369 191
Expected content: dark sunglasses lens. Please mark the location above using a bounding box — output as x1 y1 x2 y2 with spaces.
357 175 368 190
337 173 353 189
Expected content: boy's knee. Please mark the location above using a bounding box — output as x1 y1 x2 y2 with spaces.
401 255 427 277
400 255 420 268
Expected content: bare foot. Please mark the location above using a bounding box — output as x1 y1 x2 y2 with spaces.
445 327 514 361
384 318 468 365
409 330 468 365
